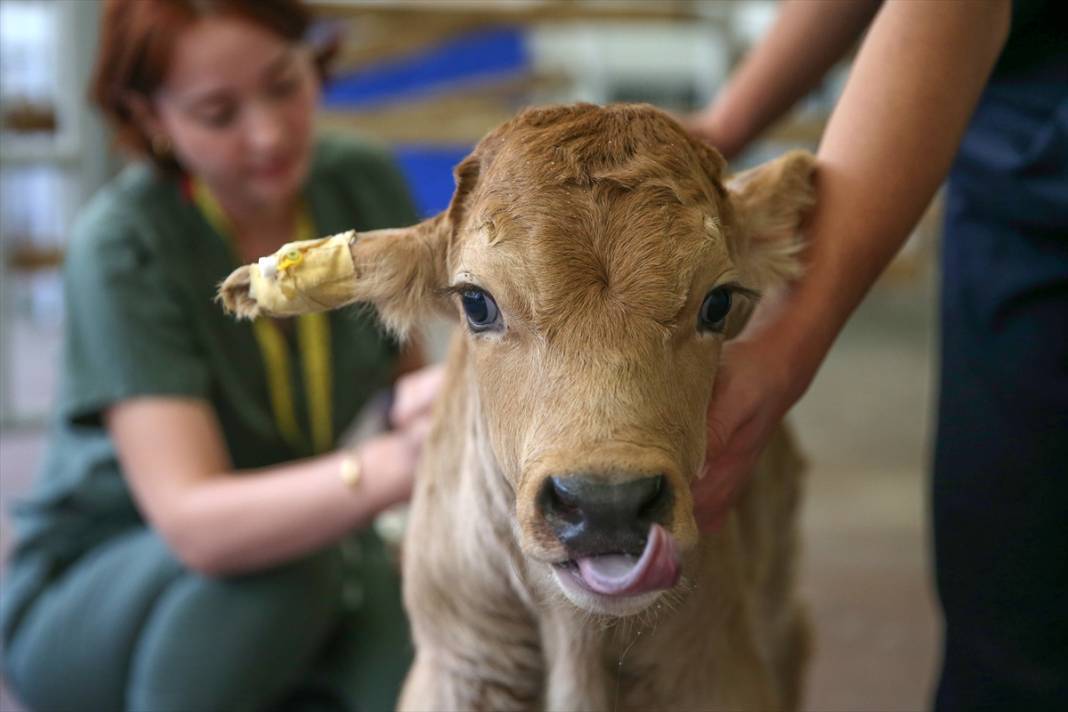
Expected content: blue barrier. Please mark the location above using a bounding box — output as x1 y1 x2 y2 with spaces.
393 144 472 218
322 26 528 109
322 26 528 218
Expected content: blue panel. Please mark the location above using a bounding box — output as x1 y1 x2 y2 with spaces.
393 145 473 218
323 27 528 109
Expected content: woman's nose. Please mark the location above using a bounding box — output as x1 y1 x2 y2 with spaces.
245 103 285 152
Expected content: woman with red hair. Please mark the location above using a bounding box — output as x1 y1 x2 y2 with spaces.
0 2 432 710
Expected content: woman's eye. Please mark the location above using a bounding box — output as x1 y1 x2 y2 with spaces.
460 289 501 332
268 76 301 98
199 107 236 129
698 287 733 333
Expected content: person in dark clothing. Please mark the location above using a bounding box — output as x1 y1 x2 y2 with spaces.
685 1 1067 708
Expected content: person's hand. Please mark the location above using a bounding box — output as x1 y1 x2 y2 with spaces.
675 107 743 163
355 364 444 508
694 327 804 532
356 425 425 508
390 363 445 431
676 109 719 147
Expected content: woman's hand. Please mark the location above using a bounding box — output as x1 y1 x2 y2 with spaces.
390 363 445 430
355 428 423 509
357 363 446 508
694 342 786 531
694 296 815 532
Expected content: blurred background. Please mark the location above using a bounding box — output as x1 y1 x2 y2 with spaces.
1 1 941 709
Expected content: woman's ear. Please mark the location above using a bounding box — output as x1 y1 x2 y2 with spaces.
123 92 170 153
727 150 817 289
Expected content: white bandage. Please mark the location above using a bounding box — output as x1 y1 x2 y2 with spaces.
247 231 359 316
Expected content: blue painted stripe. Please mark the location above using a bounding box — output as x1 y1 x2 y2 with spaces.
322 26 529 109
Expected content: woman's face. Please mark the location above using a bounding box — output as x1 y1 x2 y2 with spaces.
150 16 320 209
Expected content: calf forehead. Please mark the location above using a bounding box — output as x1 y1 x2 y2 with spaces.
463 186 730 333
480 103 721 195
453 104 735 331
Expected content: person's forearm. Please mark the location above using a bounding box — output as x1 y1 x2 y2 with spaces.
773 0 1010 399
700 0 882 159
168 447 401 575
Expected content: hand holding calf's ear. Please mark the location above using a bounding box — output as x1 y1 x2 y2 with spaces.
694 334 797 532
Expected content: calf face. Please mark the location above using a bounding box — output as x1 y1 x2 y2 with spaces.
221 103 815 617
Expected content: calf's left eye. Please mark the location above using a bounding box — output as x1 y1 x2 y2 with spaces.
698 287 732 333
461 288 502 332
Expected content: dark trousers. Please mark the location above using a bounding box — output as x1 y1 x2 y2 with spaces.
933 165 1068 710
3 528 411 712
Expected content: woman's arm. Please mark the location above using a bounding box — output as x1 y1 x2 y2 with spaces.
107 396 422 576
695 0 1012 530
686 0 883 160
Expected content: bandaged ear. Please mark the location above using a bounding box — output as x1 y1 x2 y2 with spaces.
218 216 452 338
219 145 483 335
246 232 358 316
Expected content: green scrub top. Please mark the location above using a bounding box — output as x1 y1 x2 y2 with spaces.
6 133 419 566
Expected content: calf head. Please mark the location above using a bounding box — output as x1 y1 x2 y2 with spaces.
221 103 815 616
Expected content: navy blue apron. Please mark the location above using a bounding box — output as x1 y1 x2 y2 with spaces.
932 1 1068 709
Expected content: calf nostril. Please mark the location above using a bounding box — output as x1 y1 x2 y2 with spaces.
539 474 673 532
539 474 674 559
549 477 576 507
638 475 670 521
545 477 582 523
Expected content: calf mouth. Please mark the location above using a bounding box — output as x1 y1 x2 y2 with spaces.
552 523 680 598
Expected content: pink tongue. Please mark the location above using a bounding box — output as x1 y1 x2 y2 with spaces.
575 524 680 596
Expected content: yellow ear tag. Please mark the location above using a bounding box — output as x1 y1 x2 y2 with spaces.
278 249 304 272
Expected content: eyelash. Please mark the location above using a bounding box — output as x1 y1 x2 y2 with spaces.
200 108 236 128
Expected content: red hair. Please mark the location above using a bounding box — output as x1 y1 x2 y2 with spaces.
90 0 335 169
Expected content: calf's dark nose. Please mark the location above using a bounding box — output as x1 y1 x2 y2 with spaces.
539 474 672 558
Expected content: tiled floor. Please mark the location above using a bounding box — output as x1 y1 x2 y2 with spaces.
0 276 941 711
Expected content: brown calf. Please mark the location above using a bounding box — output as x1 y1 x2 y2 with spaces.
221 103 815 711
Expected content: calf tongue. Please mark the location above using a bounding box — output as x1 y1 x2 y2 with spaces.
575 524 680 596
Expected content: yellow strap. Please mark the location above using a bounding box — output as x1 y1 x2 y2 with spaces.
192 179 333 455
252 319 306 451
298 305 332 454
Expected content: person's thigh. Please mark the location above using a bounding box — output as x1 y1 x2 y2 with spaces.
288 531 412 712
934 210 1068 711
127 546 345 712
4 528 186 711
6 527 348 712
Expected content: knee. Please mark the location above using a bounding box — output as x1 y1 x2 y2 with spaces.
235 547 345 622
181 547 346 651
126 549 346 712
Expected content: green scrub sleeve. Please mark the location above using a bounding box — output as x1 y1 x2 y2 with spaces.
60 212 211 427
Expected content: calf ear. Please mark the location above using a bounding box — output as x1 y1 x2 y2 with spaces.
341 215 452 337
217 216 449 339
218 154 484 339
727 150 816 289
